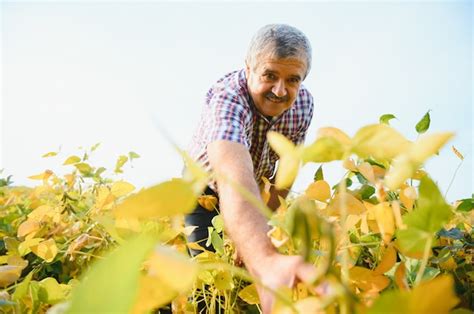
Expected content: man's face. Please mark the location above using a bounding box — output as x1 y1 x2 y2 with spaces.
246 55 307 117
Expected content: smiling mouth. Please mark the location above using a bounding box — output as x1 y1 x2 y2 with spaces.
266 94 287 103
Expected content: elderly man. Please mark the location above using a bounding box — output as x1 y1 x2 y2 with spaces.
185 24 316 313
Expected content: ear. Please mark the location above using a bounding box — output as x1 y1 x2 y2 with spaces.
245 60 250 77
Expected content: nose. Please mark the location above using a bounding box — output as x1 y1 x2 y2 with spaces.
272 80 287 98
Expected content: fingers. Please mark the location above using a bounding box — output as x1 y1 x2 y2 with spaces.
295 261 317 284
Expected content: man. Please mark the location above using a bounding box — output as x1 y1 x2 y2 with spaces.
185 24 316 313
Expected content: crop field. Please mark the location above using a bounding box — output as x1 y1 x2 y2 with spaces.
0 113 472 313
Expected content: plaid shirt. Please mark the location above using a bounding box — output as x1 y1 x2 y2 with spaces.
187 69 314 192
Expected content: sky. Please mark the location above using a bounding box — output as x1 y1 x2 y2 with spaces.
1 1 472 203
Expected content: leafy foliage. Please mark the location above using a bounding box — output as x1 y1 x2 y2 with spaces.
0 115 472 313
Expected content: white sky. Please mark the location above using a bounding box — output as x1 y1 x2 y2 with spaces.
1 1 472 202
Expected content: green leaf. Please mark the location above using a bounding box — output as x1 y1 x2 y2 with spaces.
12 271 33 301
379 114 397 125
359 185 376 200
397 176 451 256
314 165 324 181
63 155 81 165
211 215 224 233
90 143 101 152
332 178 352 191
42 151 58 158
95 167 106 177
210 231 224 255
404 176 451 233
129 151 141 160
38 277 70 304
415 110 431 134
67 234 156 313
456 198 473 212
302 137 345 163
74 163 93 176
114 155 129 174
355 172 368 184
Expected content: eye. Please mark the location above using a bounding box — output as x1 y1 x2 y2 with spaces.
288 77 300 84
263 73 277 81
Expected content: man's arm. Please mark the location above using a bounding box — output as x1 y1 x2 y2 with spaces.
207 140 315 313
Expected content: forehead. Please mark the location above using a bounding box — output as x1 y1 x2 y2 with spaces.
254 56 307 77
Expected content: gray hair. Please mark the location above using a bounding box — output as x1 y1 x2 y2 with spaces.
246 24 312 78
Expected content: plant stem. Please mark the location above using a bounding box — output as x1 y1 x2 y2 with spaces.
415 236 433 285
445 160 463 200
338 177 349 314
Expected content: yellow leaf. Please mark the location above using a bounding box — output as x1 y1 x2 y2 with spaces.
28 170 53 181
64 174 75 188
360 213 369 234
197 195 218 211
18 238 43 256
17 220 41 238
7 256 28 269
147 245 197 292
131 275 177 314
412 169 427 180
238 283 259 304
374 202 395 244
114 179 197 219
260 176 272 205
179 149 210 194
358 162 376 184
115 217 142 233
385 132 454 190
110 181 136 198
182 226 198 236
62 155 81 165
0 265 22 288
317 127 352 146
186 242 206 252
368 275 459 313
372 165 386 180
411 275 459 312
451 146 464 160
374 244 397 275
267 131 296 156
327 193 366 216
28 205 54 220
275 154 300 189
344 215 362 231
394 262 408 290
349 266 390 292
343 158 358 172
399 185 417 211
305 180 331 202
410 132 454 164
214 269 234 291
351 124 412 161
439 256 457 271
31 239 58 263
267 226 289 248
95 187 115 211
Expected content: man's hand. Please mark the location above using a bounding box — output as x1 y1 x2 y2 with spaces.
207 140 316 313
255 253 316 313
